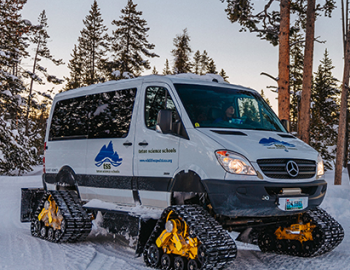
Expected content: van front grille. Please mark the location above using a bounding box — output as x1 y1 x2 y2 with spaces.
257 159 316 179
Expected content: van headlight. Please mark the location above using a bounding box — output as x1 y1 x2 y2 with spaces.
317 154 324 176
215 150 256 175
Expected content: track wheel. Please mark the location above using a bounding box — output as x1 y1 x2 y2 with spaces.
40 226 47 238
174 256 187 270
258 231 275 252
161 254 173 270
197 245 207 265
61 219 66 232
147 243 163 267
303 241 314 256
32 220 42 237
289 240 302 255
54 229 62 242
47 227 54 242
187 259 199 270
276 240 287 253
312 227 323 245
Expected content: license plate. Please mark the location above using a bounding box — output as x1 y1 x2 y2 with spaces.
286 198 303 210
278 197 308 211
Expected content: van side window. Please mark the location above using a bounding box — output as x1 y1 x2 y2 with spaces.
88 88 137 138
145 86 176 130
49 88 137 141
49 96 88 140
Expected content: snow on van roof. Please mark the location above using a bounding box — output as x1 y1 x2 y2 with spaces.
163 73 256 91
168 73 226 83
54 73 257 101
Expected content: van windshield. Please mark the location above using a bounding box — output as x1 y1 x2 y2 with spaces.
174 84 286 132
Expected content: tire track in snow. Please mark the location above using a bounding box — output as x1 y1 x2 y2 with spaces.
84 234 148 270
0 228 66 270
231 242 350 270
59 243 97 270
54 234 147 270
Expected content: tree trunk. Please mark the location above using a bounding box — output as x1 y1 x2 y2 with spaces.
299 0 316 144
278 0 290 121
343 111 349 167
25 40 40 136
334 1 350 185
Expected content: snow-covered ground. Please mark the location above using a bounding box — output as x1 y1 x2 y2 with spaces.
0 166 349 270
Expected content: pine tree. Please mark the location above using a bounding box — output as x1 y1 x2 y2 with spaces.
193 50 201 74
310 49 340 169
289 31 304 133
78 0 108 85
335 1 350 184
110 0 158 80
221 0 336 130
25 10 63 135
240 99 260 122
162 59 172 75
152 66 158 75
0 0 38 175
219 69 229 82
299 0 317 144
0 0 29 119
171 28 192 74
206 58 217 74
64 45 84 90
200 50 209 75
260 90 271 106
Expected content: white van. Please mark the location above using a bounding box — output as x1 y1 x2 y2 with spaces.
43 74 326 216
22 74 343 268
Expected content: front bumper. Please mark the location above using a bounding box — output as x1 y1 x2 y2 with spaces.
201 179 327 217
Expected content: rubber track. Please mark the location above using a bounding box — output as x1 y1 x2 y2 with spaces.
302 207 344 257
259 207 344 257
143 205 237 270
31 190 92 243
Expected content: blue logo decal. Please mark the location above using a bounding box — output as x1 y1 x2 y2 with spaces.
259 137 296 152
95 141 122 167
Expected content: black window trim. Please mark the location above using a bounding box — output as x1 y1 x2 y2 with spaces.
48 88 137 141
144 85 189 140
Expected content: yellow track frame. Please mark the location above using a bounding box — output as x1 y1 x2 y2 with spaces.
155 211 200 259
275 215 316 244
38 195 63 230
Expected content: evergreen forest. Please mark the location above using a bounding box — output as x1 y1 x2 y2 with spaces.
0 0 347 175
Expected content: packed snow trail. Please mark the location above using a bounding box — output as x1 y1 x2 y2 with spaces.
0 166 349 270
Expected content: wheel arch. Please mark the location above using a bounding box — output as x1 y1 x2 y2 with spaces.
55 166 81 197
168 170 209 206
169 170 206 193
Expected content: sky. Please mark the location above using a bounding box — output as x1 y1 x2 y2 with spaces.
21 0 345 113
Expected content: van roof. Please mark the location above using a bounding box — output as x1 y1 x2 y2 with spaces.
54 74 257 101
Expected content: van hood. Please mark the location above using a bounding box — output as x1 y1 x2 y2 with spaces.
198 128 318 162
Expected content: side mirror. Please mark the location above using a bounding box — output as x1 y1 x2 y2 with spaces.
156 109 172 134
281 119 290 132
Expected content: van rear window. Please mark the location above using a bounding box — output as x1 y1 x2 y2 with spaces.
49 88 137 140
49 96 88 140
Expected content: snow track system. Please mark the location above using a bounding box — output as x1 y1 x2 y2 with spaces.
257 207 344 257
143 205 237 270
22 188 344 268
30 191 92 243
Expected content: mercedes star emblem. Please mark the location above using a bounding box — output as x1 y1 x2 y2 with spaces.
286 160 299 177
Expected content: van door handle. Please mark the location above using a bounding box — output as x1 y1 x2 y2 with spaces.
123 142 132 146
139 141 148 146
